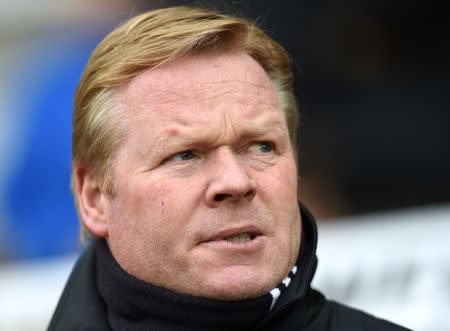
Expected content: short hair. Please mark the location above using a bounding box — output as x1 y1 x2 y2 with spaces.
73 6 299 239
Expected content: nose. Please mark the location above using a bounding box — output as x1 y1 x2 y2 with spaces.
205 148 256 208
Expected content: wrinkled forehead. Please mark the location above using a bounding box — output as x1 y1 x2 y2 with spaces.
116 51 280 117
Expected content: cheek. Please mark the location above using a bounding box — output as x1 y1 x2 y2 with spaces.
281 161 298 193
133 178 172 208
107 180 178 260
135 185 167 216
256 158 300 235
108 179 170 236
118 177 199 240
263 159 298 201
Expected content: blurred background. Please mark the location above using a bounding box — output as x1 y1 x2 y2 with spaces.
0 0 448 330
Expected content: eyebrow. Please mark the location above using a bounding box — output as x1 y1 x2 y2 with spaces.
136 115 287 160
169 120 285 148
240 119 286 138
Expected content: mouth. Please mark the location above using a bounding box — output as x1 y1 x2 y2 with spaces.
223 232 256 243
202 226 264 244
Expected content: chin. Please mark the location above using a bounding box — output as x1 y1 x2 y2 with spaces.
195 268 283 301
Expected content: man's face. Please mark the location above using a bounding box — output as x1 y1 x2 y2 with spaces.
103 51 301 300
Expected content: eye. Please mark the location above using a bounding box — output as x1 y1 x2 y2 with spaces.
173 150 194 161
253 141 273 153
170 150 196 162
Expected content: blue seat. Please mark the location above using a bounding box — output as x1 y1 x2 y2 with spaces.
5 35 98 259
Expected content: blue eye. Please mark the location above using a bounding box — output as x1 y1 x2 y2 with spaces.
174 150 194 161
257 142 273 153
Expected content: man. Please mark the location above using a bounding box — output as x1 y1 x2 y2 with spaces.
49 6 410 330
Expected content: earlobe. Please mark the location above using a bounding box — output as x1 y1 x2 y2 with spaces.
73 165 109 237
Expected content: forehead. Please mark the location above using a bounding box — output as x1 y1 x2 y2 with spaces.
117 51 280 121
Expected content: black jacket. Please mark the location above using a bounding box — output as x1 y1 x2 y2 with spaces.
48 206 411 330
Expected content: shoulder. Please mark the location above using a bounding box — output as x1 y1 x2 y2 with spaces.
260 290 412 331
308 299 412 331
48 240 110 330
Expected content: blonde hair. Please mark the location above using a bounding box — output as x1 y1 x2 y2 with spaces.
73 6 299 239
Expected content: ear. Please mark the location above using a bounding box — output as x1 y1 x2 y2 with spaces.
73 165 109 237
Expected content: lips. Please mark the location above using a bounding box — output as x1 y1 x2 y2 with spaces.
202 225 264 244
